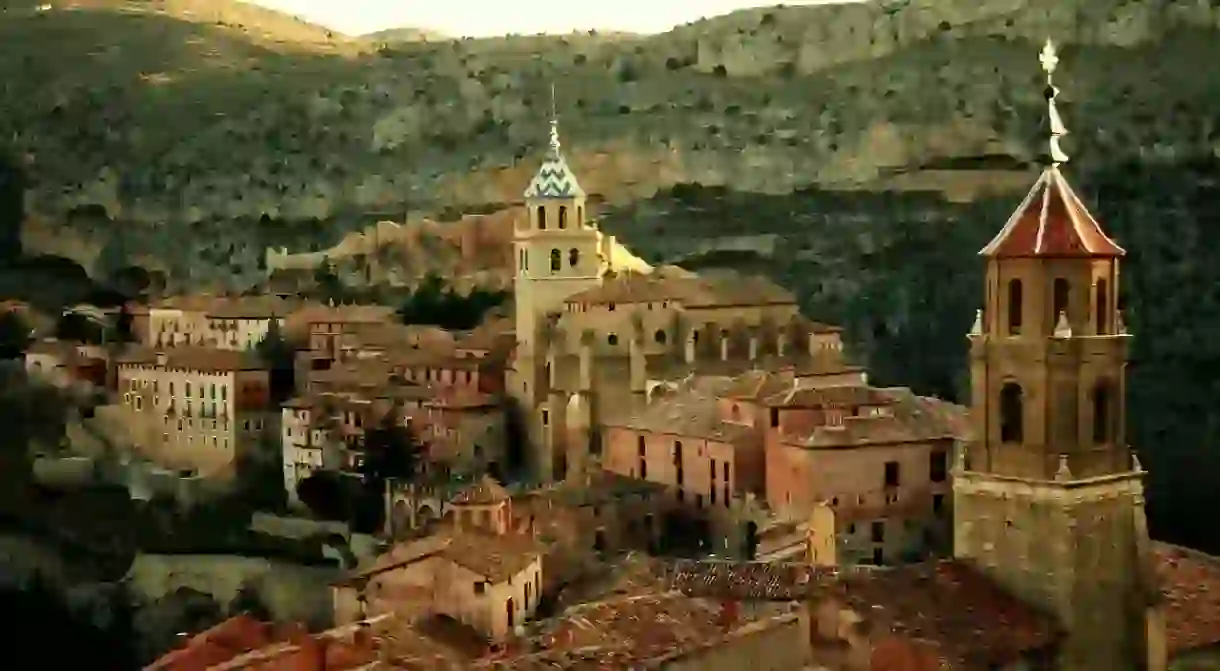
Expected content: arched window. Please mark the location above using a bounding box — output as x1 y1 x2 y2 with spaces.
577 206 583 224
1092 381 1113 444
1007 279 1023 335
558 205 568 229
608 333 619 346
537 205 547 229
569 248 580 267
654 329 667 344
1096 279 1110 334
550 249 561 272
1053 278 1069 321
999 382 1023 443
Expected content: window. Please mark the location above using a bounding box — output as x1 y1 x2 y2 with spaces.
673 441 683 464
537 206 547 229
506 598 515 629
884 461 900 487
550 249 561 272
1096 279 1110 334
933 494 946 515
577 205 583 224
637 435 645 455
930 450 948 483
519 248 527 271
723 462 730 482
871 521 885 543
872 548 884 565
542 410 549 426
654 329 667 344
568 248 579 267
558 205 568 229
1000 383 1024 443
1092 381 1113 444
1007 279 1023 335
607 333 618 346
770 408 779 427
1053 278 1069 322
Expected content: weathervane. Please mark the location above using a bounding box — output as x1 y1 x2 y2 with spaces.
548 83 561 157
1040 39 1069 166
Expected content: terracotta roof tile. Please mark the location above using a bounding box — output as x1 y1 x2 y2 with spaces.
1156 542 1220 654
979 166 1124 258
145 614 274 670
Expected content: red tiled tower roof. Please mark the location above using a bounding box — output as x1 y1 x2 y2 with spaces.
978 166 1125 258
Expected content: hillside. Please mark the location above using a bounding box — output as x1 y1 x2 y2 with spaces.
3 0 1220 288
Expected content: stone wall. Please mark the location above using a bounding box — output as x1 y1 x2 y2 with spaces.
124 552 340 628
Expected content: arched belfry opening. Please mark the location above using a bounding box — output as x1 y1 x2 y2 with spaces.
1053 278 1069 322
1092 381 1113 444
537 206 547 229
1095 279 1110 334
999 382 1024 443
558 205 567 229
1007 279 1023 335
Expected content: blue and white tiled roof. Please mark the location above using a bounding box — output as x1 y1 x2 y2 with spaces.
523 119 585 200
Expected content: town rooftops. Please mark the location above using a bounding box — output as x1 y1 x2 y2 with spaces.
451 475 511 505
339 524 540 586
562 269 799 308
115 345 264 372
978 165 1124 258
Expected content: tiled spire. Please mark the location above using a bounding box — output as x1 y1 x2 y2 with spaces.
523 84 585 200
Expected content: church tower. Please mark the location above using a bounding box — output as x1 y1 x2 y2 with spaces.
509 92 604 481
952 40 1164 671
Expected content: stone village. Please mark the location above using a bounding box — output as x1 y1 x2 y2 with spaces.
16 41 1220 670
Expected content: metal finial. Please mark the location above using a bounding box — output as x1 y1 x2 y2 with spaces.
548 83 560 157
1039 39 1069 165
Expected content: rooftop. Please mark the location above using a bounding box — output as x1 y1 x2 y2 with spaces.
341 525 540 586
978 166 1124 258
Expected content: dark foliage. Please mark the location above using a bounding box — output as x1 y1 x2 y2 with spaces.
0 309 31 359
397 272 508 331
227 580 272 621
353 414 427 533
0 573 134 668
0 148 24 259
254 318 296 403
295 469 362 523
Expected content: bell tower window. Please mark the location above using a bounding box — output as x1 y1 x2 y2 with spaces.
550 249 561 272
537 206 547 230
1092 381 1113 444
577 206 583 225
1096 279 1110 334
569 248 580 268
1007 279 1023 335
999 382 1024 443
558 206 568 229
1053 278 1069 322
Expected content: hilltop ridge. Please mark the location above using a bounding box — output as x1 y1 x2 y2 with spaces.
2 0 1219 288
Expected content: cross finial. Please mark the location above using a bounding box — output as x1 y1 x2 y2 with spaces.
1040 39 1069 165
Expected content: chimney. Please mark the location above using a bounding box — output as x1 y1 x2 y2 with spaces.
747 332 759 361
719 330 729 361
629 333 646 394
684 331 696 364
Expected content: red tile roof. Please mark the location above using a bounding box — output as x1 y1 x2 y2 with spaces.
979 166 1124 258
144 614 274 670
1156 542 1220 655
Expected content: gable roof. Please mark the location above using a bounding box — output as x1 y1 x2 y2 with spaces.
979 166 1124 258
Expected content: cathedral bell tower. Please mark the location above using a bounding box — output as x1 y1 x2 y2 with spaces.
509 89 604 482
953 40 1164 671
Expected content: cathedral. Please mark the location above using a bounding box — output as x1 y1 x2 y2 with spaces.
506 113 848 485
